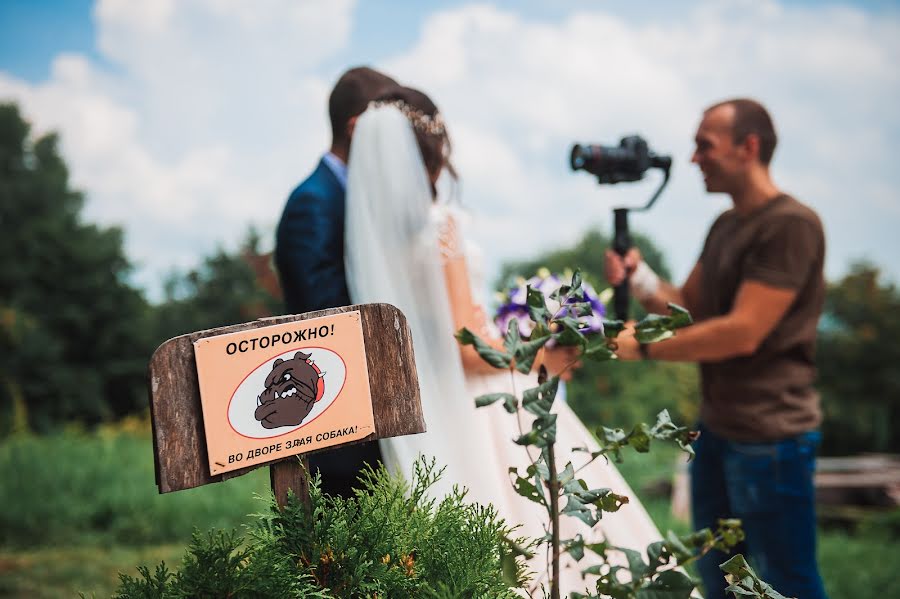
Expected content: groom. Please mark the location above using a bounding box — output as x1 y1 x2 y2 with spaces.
275 66 398 497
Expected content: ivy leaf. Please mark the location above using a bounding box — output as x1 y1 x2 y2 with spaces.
665 530 693 563
526 285 552 326
514 411 558 448
475 393 515 408
561 495 599 527
514 335 552 375
570 269 583 295
619 547 649 579
522 376 560 418
599 492 629 513
584 336 617 362
602 319 626 338
636 569 696 599
635 327 675 344
456 327 511 368
629 423 652 453
500 547 520 588
647 540 670 569
509 468 546 507
563 535 586 562
553 317 588 348
557 462 576 487
720 554 790 599
667 302 693 328
503 318 522 357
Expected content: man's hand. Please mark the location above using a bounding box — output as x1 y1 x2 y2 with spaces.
540 345 582 381
604 248 643 286
613 324 642 361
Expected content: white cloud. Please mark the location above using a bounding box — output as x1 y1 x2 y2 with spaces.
384 1 900 286
0 0 355 291
0 0 897 300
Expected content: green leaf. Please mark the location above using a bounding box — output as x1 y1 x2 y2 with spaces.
553 317 589 348
629 423 652 453
666 302 693 327
502 318 522 357
514 335 552 374
500 547 520 587
474 392 515 408
665 530 693 562
619 546 649 578
561 495 600 527
456 327 512 368
522 376 560 418
526 285 552 326
647 540 670 568
602 319 626 338
510 469 546 506
598 492 629 513
585 336 617 362
635 327 675 344
564 535 586 561
636 569 696 599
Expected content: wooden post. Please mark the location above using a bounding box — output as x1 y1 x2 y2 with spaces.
147 303 424 500
270 456 311 510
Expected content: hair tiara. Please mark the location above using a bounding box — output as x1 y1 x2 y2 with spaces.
370 99 446 137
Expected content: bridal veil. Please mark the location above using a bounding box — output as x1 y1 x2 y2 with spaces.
344 105 510 504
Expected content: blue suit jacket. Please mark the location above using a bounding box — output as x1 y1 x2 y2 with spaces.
275 158 380 496
275 159 351 314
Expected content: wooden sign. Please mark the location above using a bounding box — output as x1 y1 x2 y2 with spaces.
148 303 424 494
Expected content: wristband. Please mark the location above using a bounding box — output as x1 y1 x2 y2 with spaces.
630 260 660 301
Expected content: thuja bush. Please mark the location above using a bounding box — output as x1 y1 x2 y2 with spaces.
108 459 527 598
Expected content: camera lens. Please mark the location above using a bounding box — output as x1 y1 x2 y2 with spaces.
570 144 590 171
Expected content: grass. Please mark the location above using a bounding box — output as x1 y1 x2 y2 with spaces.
0 425 269 597
1 427 898 598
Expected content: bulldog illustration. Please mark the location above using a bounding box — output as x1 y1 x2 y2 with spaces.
254 351 324 429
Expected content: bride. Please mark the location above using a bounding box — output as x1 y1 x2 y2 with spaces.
344 87 663 595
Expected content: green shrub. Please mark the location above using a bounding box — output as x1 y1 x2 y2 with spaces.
111 459 527 598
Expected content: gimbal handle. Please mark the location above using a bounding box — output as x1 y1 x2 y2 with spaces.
613 209 631 320
612 160 671 321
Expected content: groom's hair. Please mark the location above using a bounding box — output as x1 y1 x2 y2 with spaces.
329 67 398 147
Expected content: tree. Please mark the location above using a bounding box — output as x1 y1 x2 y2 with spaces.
149 227 282 343
816 262 900 454
0 103 153 432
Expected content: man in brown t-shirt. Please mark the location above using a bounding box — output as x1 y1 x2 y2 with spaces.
606 99 827 599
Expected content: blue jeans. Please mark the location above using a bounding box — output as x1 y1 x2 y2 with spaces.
690 425 828 599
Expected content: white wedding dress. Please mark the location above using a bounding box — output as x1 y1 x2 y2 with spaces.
345 105 664 596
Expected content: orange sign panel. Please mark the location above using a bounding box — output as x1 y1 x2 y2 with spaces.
193 310 374 476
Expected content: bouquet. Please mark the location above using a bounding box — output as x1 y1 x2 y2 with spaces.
494 267 610 340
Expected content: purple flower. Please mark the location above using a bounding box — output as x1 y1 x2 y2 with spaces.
494 269 607 339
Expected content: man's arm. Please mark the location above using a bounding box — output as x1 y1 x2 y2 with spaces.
604 248 703 315
616 279 798 362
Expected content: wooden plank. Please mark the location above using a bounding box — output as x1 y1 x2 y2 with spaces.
148 303 424 494
270 456 311 510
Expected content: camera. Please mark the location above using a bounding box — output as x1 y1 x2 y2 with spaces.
569 134 673 320
570 135 672 184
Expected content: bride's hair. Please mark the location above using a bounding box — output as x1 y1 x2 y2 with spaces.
371 87 457 186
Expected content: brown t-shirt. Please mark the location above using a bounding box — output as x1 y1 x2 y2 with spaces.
697 194 826 441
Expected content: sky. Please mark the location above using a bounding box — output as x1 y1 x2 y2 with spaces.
1 0 899 301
